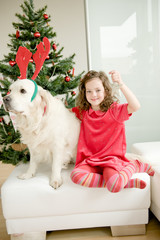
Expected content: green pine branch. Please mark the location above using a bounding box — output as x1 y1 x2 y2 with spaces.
0 0 84 165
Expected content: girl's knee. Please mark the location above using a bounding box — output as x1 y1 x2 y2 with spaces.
106 174 123 193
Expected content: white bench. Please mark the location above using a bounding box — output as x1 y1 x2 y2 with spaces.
1 163 150 240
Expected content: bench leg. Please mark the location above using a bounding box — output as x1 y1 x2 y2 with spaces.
11 232 46 240
111 224 146 236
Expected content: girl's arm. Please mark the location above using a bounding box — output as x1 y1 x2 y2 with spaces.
109 70 140 114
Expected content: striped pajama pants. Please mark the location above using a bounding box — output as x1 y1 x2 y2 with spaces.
70 160 154 193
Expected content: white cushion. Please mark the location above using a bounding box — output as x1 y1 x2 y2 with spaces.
131 142 160 167
1 163 150 220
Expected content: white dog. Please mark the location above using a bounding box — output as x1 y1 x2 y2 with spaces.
3 79 80 189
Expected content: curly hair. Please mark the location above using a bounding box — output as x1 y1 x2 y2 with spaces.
76 70 119 112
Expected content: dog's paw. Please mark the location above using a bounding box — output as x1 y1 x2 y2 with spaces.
62 162 69 169
18 173 34 180
50 177 63 189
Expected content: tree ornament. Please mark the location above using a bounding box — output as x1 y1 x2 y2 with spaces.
71 91 76 96
52 43 57 51
29 58 33 63
43 14 48 19
72 68 75 77
0 117 3 122
11 143 27 152
9 60 16 67
16 30 20 39
34 32 41 38
65 76 70 82
46 55 49 60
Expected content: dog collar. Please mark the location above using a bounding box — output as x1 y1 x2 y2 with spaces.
43 105 47 116
28 79 38 102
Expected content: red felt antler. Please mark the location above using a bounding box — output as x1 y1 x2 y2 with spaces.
16 47 32 79
15 37 50 80
31 37 50 80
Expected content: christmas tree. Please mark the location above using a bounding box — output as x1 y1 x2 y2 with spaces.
0 0 83 165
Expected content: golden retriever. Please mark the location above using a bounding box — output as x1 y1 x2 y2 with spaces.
3 79 80 189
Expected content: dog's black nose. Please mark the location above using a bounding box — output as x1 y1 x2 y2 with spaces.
3 95 11 103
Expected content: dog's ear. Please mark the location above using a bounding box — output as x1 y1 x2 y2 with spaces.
38 86 51 115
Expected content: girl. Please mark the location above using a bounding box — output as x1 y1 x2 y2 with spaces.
70 70 154 193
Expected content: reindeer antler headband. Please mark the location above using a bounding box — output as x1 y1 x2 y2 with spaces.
15 37 50 101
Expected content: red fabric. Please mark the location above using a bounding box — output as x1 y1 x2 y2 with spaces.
16 46 32 79
72 103 132 171
32 37 50 80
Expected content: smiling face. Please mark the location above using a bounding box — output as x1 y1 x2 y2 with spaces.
3 79 38 114
85 78 106 111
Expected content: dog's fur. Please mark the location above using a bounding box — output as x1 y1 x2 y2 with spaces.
3 79 80 189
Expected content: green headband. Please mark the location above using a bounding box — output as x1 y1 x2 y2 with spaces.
28 79 38 102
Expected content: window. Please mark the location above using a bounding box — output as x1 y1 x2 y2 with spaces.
85 0 160 149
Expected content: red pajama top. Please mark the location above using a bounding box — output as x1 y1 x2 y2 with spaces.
72 103 132 171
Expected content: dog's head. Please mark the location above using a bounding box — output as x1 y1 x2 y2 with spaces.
3 38 51 117
3 79 47 116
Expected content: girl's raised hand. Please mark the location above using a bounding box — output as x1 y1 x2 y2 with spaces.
109 70 123 85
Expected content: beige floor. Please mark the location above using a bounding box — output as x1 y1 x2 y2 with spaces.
1 162 160 240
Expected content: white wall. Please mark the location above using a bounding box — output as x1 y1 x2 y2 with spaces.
0 0 88 75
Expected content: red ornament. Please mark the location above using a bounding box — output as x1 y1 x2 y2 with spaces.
34 32 41 38
16 30 20 39
0 118 3 122
72 68 75 77
46 55 49 60
29 58 33 63
43 14 48 19
71 91 76 96
65 76 70 82
52 43 57 51
9 60 16 67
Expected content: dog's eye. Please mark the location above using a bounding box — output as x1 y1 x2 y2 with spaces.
20 89 26 94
